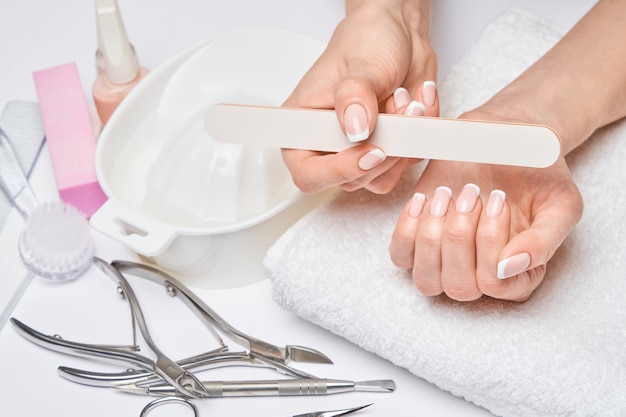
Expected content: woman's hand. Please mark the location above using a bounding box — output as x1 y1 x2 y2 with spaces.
389 110 584 302
282 0 437 194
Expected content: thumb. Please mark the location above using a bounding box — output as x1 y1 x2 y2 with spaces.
497 205 580 280
334 74 386 143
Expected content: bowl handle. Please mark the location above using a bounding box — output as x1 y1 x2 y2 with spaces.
90 199 178 257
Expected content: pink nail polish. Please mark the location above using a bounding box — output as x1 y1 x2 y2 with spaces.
497 252 531 279
92 0 150 125
344 103 369 142
430 186 452 217
456 183 480 213
393 87 410 108
422 81 437 107
409 192 425 218
485 190 506 218
404 101 425 117
358 149 386 170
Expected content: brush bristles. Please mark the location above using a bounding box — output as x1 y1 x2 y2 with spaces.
19 202 94 280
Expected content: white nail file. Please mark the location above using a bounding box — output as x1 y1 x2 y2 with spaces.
204 103 561 168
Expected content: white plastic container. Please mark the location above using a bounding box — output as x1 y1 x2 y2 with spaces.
91 27 328 287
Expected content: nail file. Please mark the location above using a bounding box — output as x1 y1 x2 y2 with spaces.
205 103 561 168
33 62 108 217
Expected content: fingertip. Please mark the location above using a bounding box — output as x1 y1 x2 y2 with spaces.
429 186 452 217
496 252 531 279
422 81 437 107
485 190 507 218
343 103 369 142
409 192 426 218
413 80 439 117
389 196 420 269
404 101 426 116
357 148 387 170
393 87 411 110
335 77 381 141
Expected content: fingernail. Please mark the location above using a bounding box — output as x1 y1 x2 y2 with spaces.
409 192 426 218
358 148 386 170
430 186 452 217
422 81 437 107
456 183 480 213
404 101 425 116
485 190 506 218
393 87 411 108
344 103 370 142
497 252 531 279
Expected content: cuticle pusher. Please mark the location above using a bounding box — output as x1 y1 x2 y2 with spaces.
117 378 396 397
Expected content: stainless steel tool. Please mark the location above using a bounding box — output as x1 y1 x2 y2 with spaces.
139 398 373 417
11 259 394 410
118 378 395 397
12 258 208 398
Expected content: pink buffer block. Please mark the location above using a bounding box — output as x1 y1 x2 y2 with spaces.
33 62 107 217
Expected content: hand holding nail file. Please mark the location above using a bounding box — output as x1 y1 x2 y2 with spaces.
205 104 561 168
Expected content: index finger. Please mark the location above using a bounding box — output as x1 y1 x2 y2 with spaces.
281 145 385 194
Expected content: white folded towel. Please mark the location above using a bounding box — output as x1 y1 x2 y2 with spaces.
265 7 626 417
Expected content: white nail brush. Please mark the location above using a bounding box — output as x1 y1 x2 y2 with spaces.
0 127 93 281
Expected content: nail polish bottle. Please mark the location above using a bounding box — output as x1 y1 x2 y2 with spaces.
92 0 149 126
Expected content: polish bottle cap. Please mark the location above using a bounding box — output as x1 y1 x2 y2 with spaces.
95 0 140 85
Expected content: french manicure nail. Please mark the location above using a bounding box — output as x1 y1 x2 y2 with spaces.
456 183 480 213
485 190 506 218
358 149 386 170
430 186 452 217
344 103 370 142
409 192 426 218
422 81 437 107
497 252 531 279
393 87 410 108
404 101 425 116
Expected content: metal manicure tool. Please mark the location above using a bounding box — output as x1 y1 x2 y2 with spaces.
11 258 395 403
12 258 209 398
292 403 373 417
139 397 372 417
117 377 395 397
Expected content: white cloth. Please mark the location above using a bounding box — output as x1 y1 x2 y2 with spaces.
265 7 626 417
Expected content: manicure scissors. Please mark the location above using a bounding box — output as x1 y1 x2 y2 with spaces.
292 403 372 417
140 397 372 417
110 260 333 369
11 258 333 394
13 258 209 398
12 260 391 416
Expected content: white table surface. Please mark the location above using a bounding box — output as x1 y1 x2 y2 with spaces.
0 1 595 416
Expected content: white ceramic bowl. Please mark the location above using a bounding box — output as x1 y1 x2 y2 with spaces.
91 27 327 287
